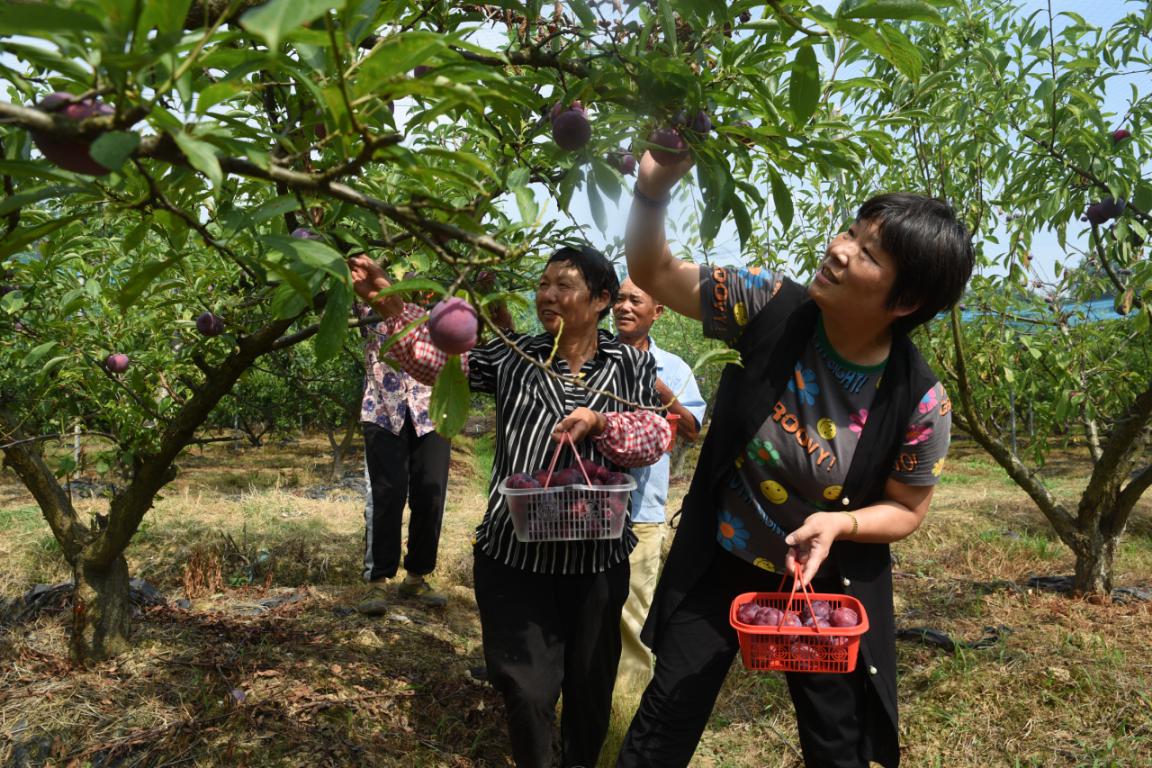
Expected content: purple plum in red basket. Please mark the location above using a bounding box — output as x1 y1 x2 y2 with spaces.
736 603 760 625
791 642 820 670
757 606 783 627
801 600 832 621
532 470 552 486
830 607 859 628
780 611 803 628
803 616 832 629
506 473 542 489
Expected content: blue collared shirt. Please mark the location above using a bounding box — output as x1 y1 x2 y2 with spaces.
628 338 707 524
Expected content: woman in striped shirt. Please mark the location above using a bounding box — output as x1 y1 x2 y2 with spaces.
351 244 670 768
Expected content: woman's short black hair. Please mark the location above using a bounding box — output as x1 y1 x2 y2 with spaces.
857 193 975 335
547 243 620 320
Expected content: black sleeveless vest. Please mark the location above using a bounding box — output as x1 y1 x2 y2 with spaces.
643 279 939 767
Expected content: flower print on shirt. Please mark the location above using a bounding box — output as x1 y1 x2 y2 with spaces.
746 436 781 467
849 408 869 434
718 510 751 552
904 423 934 445
381 373 403 392
737 266 773 292
918 388 939 415
788 363 820 406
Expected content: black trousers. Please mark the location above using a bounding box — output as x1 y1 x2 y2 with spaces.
361 417 450 582
474 546 630 768
617 547 879 768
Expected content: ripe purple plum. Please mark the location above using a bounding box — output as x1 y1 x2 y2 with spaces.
779 611 803 628
610 152 637 175
1111 128 1131 143
689 110 712 134
1081 198 1125 225
550 102 592 151
105 353 130 374
830 606 859 628
736 602 760 625
412 65 432 78
196 311 224 337
32 92 115 176
648 127 688 166
291 227 324 240
790 642 820 670
801 599 832 622
549 467 585 487
506 473 542 489
601 472 632 487
757 606 783 627
427 297 478 355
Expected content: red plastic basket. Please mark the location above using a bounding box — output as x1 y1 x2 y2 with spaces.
729 565 869 674
498 434 636 543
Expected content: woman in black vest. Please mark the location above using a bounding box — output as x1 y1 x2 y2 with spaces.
615 152 974 768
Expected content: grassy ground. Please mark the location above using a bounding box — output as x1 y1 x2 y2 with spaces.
0 434 1149 767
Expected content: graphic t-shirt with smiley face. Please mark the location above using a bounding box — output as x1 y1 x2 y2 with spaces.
700 265 951 576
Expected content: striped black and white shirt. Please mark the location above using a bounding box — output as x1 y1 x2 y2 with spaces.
382 304 670 574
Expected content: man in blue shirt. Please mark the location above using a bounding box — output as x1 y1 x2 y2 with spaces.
613 277 708 689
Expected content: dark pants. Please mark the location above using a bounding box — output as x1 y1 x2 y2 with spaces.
617 547 877 768
474 546 630 768
362 417 450 582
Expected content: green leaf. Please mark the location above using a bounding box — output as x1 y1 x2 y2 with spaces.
354 31 449 88
836 0 944 23
658 0 679 54
693 347 743 372
314 282 353 362
263 235 347 280
766 166 794 231
429 354 470 437
0 216 82 259
239 0 345 51
508 168 537 225
789 45 820 127
0 185 85 217
89 131 141 172
173 132 223 188
118 258 178 309
0 4 102 34
587 180 607 233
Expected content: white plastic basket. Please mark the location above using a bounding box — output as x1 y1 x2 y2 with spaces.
497 435 636 542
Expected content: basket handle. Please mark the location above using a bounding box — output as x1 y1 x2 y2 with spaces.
776 561 825 635
541 432 594 488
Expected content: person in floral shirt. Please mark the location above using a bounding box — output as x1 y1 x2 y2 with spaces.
358 304 450 607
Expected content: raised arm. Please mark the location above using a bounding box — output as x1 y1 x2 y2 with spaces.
349 255 463 386
626 151 704 320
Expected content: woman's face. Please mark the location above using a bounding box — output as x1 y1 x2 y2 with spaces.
808 218 914 325
535 261 609 339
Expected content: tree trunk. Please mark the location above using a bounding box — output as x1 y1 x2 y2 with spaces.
1072 530 1116 596
71 554 132 662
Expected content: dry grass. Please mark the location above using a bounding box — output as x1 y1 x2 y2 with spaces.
1 435 1149 767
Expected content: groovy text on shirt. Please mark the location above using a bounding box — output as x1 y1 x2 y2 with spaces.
770 400 837 471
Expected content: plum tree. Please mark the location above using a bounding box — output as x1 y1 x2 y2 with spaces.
0 0 996 662
427 297 478 354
